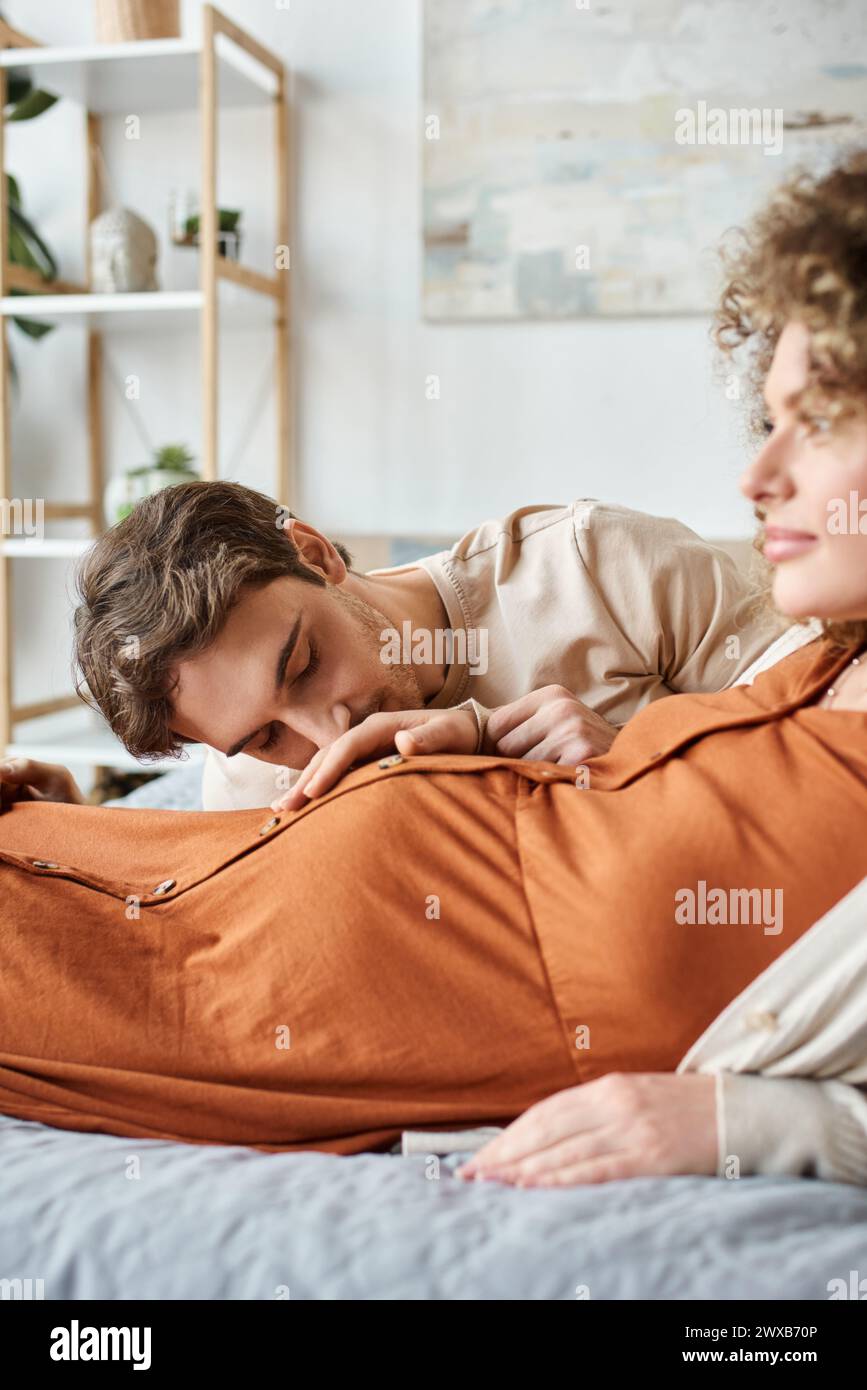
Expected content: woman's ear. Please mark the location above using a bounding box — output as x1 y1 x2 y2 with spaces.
280 517 347 583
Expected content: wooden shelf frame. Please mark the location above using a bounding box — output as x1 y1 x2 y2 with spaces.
0 5 294 761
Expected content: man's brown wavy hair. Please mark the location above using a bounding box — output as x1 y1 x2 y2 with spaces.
713 146 867 649
73 481 353 760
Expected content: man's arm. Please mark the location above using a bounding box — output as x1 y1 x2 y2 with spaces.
573 503 786 695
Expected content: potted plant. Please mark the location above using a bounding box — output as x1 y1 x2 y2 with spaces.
104 444 198 525
3 64 60 354
178 207 243 261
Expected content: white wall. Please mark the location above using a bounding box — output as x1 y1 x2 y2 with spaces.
4 0 758 552
7 0 765 711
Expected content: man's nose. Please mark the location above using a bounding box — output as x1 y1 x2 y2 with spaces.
282 701 352 750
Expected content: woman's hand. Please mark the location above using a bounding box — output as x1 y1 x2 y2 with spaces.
271 706 479 812
484 685 618 764
455 1073 718 1186
0 757 86 813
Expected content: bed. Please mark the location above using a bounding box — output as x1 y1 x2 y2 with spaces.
3 764 865 1301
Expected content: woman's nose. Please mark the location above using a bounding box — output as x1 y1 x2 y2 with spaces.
740 427 793 505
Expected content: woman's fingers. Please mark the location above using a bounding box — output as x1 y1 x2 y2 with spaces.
457 1074 719 1186
515 1154 635 1187
0 758 84 811
469 1129 627 1185
456 1085 594 1175
1 757 52 789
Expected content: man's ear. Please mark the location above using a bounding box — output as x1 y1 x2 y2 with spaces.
280 517 347 583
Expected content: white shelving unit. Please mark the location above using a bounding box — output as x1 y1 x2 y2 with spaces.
0 282 278 331
0 34 277 113
0 538 92 558
8 705 206 774
0 6 293 774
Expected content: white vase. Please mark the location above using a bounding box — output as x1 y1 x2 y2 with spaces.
104 466 197 528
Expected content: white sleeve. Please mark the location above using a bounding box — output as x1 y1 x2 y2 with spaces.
572 504 782 693
715 1072 867 1187
201 747 300 812
731 622 819 687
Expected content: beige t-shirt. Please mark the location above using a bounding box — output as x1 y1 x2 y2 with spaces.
202 500 784 811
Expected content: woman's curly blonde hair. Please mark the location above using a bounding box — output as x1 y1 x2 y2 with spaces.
713 146 867 650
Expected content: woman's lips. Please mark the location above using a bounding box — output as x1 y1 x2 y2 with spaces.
763 526 819 563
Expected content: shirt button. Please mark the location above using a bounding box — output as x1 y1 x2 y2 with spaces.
152 879 176 896
258 816 280 835
378 754 404 768
745 1010 778 1031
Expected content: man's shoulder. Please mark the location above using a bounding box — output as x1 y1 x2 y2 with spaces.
430 502 569 564
426 499 707 570
432 499 623 565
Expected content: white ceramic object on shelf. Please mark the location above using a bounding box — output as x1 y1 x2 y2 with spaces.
90 207 159 293
103 464 197 528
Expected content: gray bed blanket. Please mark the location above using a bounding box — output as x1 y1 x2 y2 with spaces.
1 1112 865 1299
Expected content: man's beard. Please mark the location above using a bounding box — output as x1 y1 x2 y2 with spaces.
330 585 426 719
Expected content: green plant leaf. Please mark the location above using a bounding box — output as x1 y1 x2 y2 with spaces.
12 315 55 340
153 443 197 468
183 208 242 236
8 224 39 269
7 88 57 122
8 204 58 279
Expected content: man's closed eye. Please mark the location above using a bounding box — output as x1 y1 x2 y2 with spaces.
258 642 321 751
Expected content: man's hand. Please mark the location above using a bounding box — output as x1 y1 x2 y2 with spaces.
484 685 617 763
272 706 479 812
0 758 85 813
454 1073 718 1187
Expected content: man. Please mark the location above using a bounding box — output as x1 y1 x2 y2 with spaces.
20 478 783 806
3 481 788 812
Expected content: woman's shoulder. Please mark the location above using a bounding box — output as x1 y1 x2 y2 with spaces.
732 622 821 689
746 630 857 709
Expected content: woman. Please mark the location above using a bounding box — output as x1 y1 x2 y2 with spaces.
2 152 867 1183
